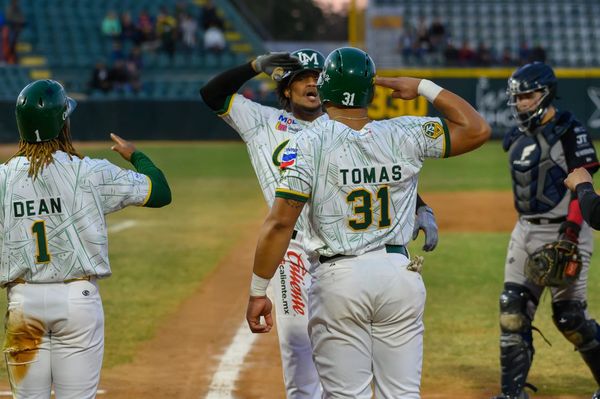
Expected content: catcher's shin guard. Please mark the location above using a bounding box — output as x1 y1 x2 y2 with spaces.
499 284 535 397
552 301 600 386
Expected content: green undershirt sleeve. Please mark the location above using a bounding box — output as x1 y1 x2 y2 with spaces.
130 151 172 208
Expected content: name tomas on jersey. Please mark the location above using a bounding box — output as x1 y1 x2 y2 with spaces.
339 164 402 186
280 147 298 169
13 197 62 218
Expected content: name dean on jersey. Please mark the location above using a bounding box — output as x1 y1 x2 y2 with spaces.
13 197 63 218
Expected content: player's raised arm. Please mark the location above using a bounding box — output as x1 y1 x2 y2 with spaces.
199 52 301 113
375 76 491 156
110 133 171 208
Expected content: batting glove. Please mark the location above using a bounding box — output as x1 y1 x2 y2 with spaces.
254 52 302 78
412 205 438 252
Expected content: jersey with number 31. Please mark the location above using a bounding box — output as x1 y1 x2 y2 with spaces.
0 152 150 285
275 116 449 259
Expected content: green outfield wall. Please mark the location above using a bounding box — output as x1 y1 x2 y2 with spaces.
1 69 600 142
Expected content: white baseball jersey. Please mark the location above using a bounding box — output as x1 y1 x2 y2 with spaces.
276 116 449 258
220 94 326 232
0 151 151 285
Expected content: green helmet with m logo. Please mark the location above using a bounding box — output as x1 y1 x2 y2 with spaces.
15 80 77 143
317 47 376 108
281 48 325 82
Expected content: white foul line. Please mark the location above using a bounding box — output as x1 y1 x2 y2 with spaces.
108 220 137 233
204 321 258 399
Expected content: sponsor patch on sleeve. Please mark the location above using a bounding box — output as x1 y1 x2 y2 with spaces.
280 147 298 169
421 121 444 139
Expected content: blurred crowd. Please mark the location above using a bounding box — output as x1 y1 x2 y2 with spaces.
0 0 26 65
399 17 547 67
89 0 227 94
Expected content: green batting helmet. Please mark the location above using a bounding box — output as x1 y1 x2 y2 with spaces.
317 47 376 107
282 48 325 81
16 80 77 143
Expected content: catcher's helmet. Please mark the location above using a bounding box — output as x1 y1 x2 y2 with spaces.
507 62 557 132
16 79 77 143
317 47 376 108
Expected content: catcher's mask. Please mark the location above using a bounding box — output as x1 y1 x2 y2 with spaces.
276 48 325 111
317 47 376 108
16 79 77 143
506 62 557 133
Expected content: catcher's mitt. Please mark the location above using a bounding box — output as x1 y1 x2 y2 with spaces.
525 240 582 287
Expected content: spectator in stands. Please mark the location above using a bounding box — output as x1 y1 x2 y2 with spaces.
529 43 547 63
500 46 516 66
180 12 198 51
156 6 177 59
127 46 143 72
415 16 430 54
5 0 24 64
518 40 531 65
201 0 224 31
89 61 112 93
109 40 125 63
443 39 460 66
137 9 155 46
203 22 226 55
108 59 132 94
101 10 122 40
428 17 446 52
120 12 140 45
398 26 416 61
475 42 494 66
2 23 13 64
458 40 475 66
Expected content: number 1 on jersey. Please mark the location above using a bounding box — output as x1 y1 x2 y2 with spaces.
32 220 51 263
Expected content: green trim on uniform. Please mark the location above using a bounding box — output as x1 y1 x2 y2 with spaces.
441 119 451 158
275 189 309 203
130 151 172 208
217 94 235 116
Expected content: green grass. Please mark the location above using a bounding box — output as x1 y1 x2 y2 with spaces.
419 140 512 191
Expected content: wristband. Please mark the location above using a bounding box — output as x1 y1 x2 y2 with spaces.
417 79 443 103
250 273 270 297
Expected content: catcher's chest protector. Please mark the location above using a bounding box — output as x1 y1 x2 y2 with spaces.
506 113 573 215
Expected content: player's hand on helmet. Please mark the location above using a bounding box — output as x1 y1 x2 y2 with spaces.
252 52 302 80
374 76 421 100
246 295 273 333
564 167 593 191
110 133 136 161
412 205 438 251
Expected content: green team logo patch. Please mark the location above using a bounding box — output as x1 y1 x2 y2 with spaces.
421 121 444 139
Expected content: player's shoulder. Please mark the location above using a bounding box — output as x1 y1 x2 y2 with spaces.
231 93 280 115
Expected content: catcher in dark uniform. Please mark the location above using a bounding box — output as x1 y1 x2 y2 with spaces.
493 62 600 399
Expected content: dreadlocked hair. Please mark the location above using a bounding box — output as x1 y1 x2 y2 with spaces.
8 124 82 179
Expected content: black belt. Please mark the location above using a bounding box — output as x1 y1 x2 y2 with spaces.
319 244 408 263
292 230 298 240
523 216 566 225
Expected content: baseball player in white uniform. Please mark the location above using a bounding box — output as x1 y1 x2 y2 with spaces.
245 47 491 398
201 50 439 397
0 79 171 399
